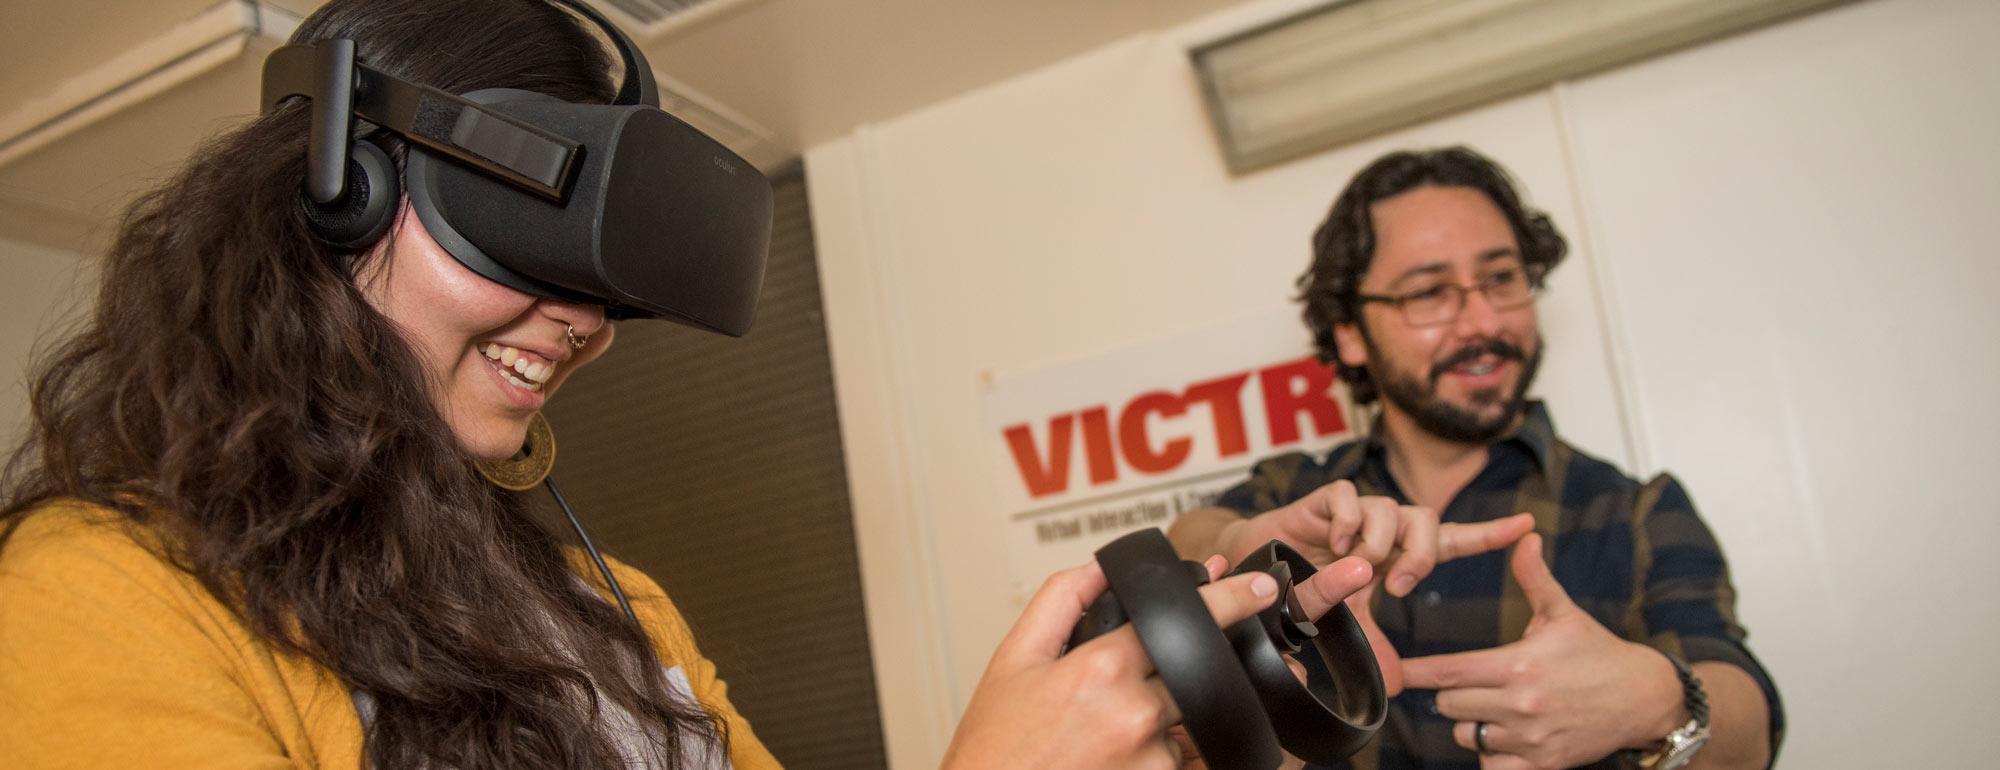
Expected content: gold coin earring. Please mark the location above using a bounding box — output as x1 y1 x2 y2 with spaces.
475 411 557 491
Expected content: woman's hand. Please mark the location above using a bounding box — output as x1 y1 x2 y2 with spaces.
943 550 1373 770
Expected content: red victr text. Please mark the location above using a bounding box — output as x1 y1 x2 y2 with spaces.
1002 356 1348 498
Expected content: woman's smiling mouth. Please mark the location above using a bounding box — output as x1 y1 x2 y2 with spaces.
481 342 557 391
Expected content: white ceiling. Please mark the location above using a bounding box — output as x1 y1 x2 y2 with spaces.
0 40 283 242
0 0 223 112
0 0 1251 255
636 0 1245 150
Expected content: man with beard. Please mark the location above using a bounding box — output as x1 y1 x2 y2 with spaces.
1167 148 1780 770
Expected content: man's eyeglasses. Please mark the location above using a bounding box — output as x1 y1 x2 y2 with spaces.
1354 266 1542 327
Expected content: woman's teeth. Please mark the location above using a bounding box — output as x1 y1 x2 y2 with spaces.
481 343 555 389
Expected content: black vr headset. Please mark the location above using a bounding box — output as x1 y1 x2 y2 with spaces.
260 0 772 336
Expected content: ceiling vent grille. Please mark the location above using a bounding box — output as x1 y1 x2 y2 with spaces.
589 0 736 30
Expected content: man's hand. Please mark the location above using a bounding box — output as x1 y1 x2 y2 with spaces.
1175 480 1533 698
1215 480 1534 598
1340 578 1405 696
1400 534 1686 770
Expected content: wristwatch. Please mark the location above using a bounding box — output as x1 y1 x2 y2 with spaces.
1636 652 1710 770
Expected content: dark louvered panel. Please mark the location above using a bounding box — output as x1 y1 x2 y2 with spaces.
544 170 888 769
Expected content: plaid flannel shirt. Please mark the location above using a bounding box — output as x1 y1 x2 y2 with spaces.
1215 402 1783 770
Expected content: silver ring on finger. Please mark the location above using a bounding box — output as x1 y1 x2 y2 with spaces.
1475 721 1492 754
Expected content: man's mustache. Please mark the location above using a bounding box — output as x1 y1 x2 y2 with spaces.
1429 339 1526 385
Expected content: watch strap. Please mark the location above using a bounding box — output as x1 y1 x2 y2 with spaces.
1665 652 1710 729
1633 651 1710 769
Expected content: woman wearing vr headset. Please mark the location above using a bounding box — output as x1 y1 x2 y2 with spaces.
0 0 1381 768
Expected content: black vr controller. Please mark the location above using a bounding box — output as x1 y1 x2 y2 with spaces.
1066 529 1386 769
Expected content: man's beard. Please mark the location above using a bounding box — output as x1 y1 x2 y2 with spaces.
1370 334 1543 444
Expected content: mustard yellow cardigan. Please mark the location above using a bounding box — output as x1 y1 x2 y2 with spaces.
0 500 781 769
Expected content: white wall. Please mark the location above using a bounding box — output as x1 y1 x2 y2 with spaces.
1561 1 2000 764
0 236 95 454
808 0 1999 767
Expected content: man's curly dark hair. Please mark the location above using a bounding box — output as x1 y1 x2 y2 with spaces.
1298 147 1569 405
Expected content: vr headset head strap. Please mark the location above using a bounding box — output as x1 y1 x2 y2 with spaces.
550 0 661 109
262 43 585 204
259 1 657 206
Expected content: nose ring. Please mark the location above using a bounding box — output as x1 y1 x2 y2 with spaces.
564 324 590 350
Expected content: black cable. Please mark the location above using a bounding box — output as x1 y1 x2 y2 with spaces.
545 477 639 626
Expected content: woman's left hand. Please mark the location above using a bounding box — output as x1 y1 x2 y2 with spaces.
942 550 1371 770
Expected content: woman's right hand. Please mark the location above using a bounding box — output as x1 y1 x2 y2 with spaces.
942 552 1372 770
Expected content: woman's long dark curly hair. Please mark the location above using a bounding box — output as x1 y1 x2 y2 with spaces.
0 1 722 767
1298 147 1569 405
